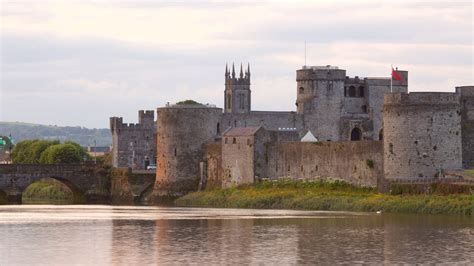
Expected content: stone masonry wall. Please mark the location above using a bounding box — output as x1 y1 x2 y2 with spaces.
383 92 462 180
266 141 383 187
110 110 156 169
457 86 474 168
154 106 222 197
202 140 222 189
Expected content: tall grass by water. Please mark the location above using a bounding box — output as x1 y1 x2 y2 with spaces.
22 178 74 204
176 179 474 216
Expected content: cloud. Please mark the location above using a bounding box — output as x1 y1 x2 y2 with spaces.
0 0 472 128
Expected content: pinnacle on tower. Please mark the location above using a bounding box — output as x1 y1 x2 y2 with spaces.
225 63 229 77
232 63 236 78
247 63 250 78
240 63 243 78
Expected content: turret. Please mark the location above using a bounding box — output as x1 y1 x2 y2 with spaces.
224 62 251 114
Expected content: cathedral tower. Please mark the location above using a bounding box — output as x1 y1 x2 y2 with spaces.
224 63 251 114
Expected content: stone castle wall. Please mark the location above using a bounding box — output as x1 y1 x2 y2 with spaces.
265 141 383 187
457 86 474 168
110 110 156 170
383 92 462 180
153 105 222 197
202 140 222 189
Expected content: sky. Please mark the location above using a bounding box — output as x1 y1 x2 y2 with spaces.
1 0 473 128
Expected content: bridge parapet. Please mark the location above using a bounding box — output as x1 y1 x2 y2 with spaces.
0 164 110 203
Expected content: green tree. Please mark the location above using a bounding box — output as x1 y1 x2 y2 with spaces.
27 140 59 163
175 99 202 105
11 139 59 163
11 139 36 163
39 143 89 164
12 139 88 164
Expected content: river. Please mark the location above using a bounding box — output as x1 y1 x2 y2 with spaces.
0 205 472 264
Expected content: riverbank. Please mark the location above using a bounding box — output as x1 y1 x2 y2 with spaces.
176 180 473 216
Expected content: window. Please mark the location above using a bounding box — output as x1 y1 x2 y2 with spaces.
348 86 356 97
225 138 228 144
358 86 365 97
217 123 220 135
299 87 305 94
379 129 383 140
239 94 245 109
350 127 362 141
227 94 232 109
233 137 237 144
247 139 250 145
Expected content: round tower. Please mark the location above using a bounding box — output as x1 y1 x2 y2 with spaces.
383 92 462 180
153 104 222 199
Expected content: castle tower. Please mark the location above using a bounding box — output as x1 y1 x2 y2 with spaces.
153 104 222 200
383 92 462 180
296 65 347 141
110 110 156 169
456 86 474 168
224 63 251 114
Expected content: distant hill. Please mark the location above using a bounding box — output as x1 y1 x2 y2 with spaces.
0 122 111 147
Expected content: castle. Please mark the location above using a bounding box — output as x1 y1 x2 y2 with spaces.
110 64 473 197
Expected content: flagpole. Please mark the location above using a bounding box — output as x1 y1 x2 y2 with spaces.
390 64 393 93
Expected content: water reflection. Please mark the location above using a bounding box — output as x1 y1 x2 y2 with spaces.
0 206 472 265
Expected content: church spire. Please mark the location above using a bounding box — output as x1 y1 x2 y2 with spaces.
240 63 243 78
225 63 229 77
232 63 235 78
247 63 250 78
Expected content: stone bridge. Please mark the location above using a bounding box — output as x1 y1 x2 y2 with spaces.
0 164 110 203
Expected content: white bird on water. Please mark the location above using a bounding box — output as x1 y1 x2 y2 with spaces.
376 210 382 214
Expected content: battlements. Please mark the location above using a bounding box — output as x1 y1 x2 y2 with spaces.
296 65 346 81
138 110 154 124
384 92 460 106
110 110 155 133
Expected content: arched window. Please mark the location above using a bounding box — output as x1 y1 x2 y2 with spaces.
299 87 305 94
348 86 356 97
350 127 362 141
227 94 232 109
379 128 383 140
217 123 220 135
358 86 365 97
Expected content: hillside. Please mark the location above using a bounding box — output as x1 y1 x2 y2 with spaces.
0 122 111 147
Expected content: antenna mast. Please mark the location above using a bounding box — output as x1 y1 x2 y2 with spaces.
304 40 307 67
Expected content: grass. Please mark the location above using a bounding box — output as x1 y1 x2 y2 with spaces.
22 178 74 204
176 179 474 216
465 169 474 175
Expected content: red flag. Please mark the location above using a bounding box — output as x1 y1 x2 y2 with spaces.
392 67 402 81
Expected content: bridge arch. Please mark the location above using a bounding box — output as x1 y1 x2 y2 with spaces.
22 176 84 203
0 189 7 203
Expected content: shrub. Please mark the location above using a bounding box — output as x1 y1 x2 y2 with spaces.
366 159 375 169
